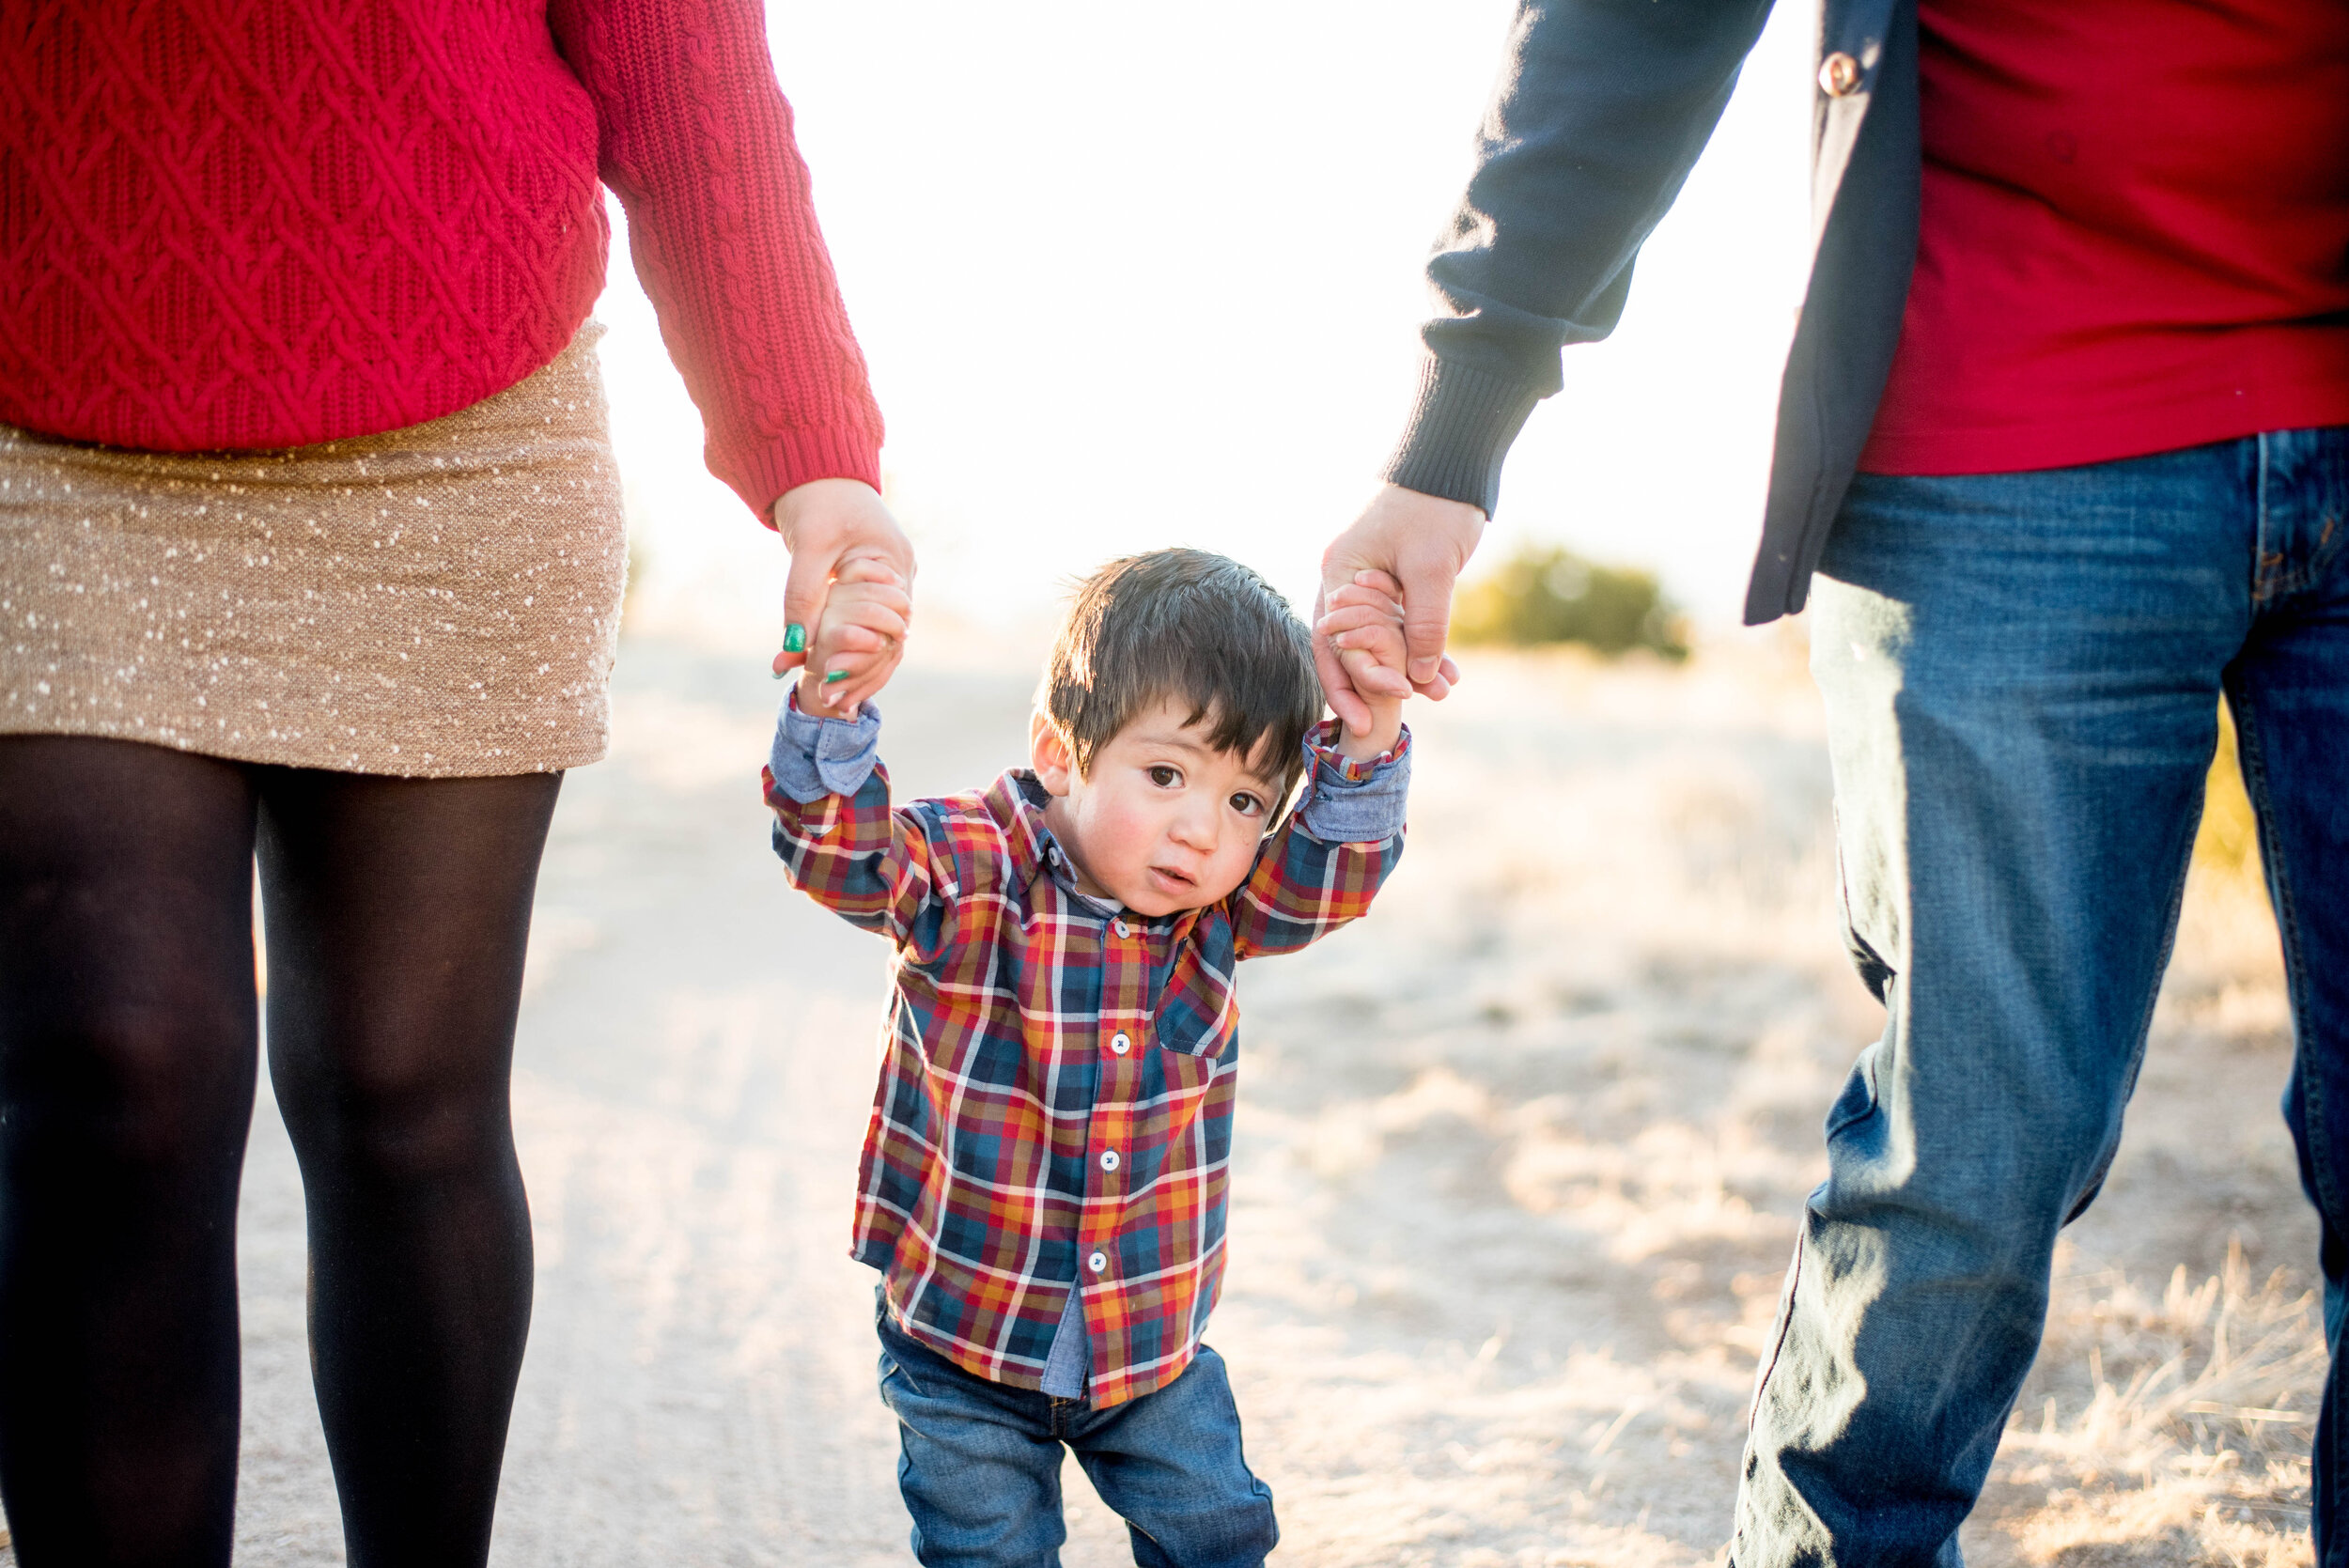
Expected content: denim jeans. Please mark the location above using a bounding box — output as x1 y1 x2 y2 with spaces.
875 1298 1278 1568
1732 428 2349 1567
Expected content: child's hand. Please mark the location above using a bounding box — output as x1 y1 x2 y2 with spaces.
796 554 911 716
770 478 916 705
1315 570 1408 762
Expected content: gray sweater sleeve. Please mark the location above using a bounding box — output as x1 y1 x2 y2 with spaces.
1384 0 1778 515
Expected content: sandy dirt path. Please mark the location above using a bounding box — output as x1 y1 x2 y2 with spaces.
2 635 2310 1565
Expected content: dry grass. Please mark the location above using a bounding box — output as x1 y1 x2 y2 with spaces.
1970 1241 2319 1568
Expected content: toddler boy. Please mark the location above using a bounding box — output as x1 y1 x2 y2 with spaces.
763 549 1412 1567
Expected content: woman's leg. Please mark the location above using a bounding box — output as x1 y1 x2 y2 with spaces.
257 768 561 1568
0 736 263 1568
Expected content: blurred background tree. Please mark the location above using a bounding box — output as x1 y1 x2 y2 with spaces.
1452 543 1690 660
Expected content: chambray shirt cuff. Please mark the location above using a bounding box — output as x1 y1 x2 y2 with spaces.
768 690 882 803
1295 720 1411 843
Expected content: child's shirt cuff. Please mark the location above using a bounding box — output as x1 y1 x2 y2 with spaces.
769 689 883 802
1295 720 1411 843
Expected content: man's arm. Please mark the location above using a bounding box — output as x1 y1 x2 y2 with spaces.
1392 0 1778 511
1319 0 1776 727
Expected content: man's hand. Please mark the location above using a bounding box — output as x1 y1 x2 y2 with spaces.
770 478 915 714
1315 484 1485 733
796 556 911 716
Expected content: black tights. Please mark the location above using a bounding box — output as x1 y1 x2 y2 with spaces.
0 736 560 1568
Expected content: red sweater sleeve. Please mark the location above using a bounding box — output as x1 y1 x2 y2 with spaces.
548 0 885 519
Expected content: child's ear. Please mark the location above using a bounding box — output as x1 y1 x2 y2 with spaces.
1029 711 1078 797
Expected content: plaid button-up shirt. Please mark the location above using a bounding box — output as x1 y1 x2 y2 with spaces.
763 701 1408 1406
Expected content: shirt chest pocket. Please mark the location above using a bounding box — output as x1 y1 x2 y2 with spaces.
1150 948 1236 1061
1139 1035 1219 1122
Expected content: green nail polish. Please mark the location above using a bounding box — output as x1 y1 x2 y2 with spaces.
824 668 850 683
783 624 806 654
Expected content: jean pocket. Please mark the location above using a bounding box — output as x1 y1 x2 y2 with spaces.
878 1343 933 1405
875 1296 937 1400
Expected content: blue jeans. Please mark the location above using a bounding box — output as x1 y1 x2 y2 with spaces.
875 1299 1278 1568
1732 429 2349 1567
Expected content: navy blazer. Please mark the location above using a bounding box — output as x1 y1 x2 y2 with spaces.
1384 0 1921 625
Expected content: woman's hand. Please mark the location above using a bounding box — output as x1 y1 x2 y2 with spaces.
796 556 911 716
770 478 916 714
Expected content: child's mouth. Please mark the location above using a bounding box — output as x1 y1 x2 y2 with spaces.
1146 865 1195 894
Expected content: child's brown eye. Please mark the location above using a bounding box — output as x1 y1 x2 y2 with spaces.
1229 793 1261 816
1148 766 1180 788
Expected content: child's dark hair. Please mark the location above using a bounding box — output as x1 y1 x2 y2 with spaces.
1041 549 1324 794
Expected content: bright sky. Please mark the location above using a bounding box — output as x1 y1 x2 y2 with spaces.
601 1 1815 651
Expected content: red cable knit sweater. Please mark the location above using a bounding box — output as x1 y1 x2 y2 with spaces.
0 0 883 520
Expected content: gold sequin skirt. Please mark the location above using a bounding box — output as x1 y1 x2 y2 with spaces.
0 325 625 777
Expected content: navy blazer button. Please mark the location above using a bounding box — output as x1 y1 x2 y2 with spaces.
1819 52 1862 97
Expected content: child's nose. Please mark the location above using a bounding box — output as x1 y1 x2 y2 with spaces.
1169 800 1220 852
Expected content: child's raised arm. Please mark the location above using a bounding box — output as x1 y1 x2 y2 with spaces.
763 701 967 956
1224 721 1410 959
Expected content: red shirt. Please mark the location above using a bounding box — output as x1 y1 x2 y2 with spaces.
1859 0 2349 475
0 1 882 518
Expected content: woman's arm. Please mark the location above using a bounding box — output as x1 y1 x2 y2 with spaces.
547 0 886 520
549 0 912 699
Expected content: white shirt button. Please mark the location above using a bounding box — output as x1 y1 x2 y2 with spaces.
1112 919 1130 938
1087 1250 1109 1274
1099 1150 1120 1172
1110 1032 1131 1055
